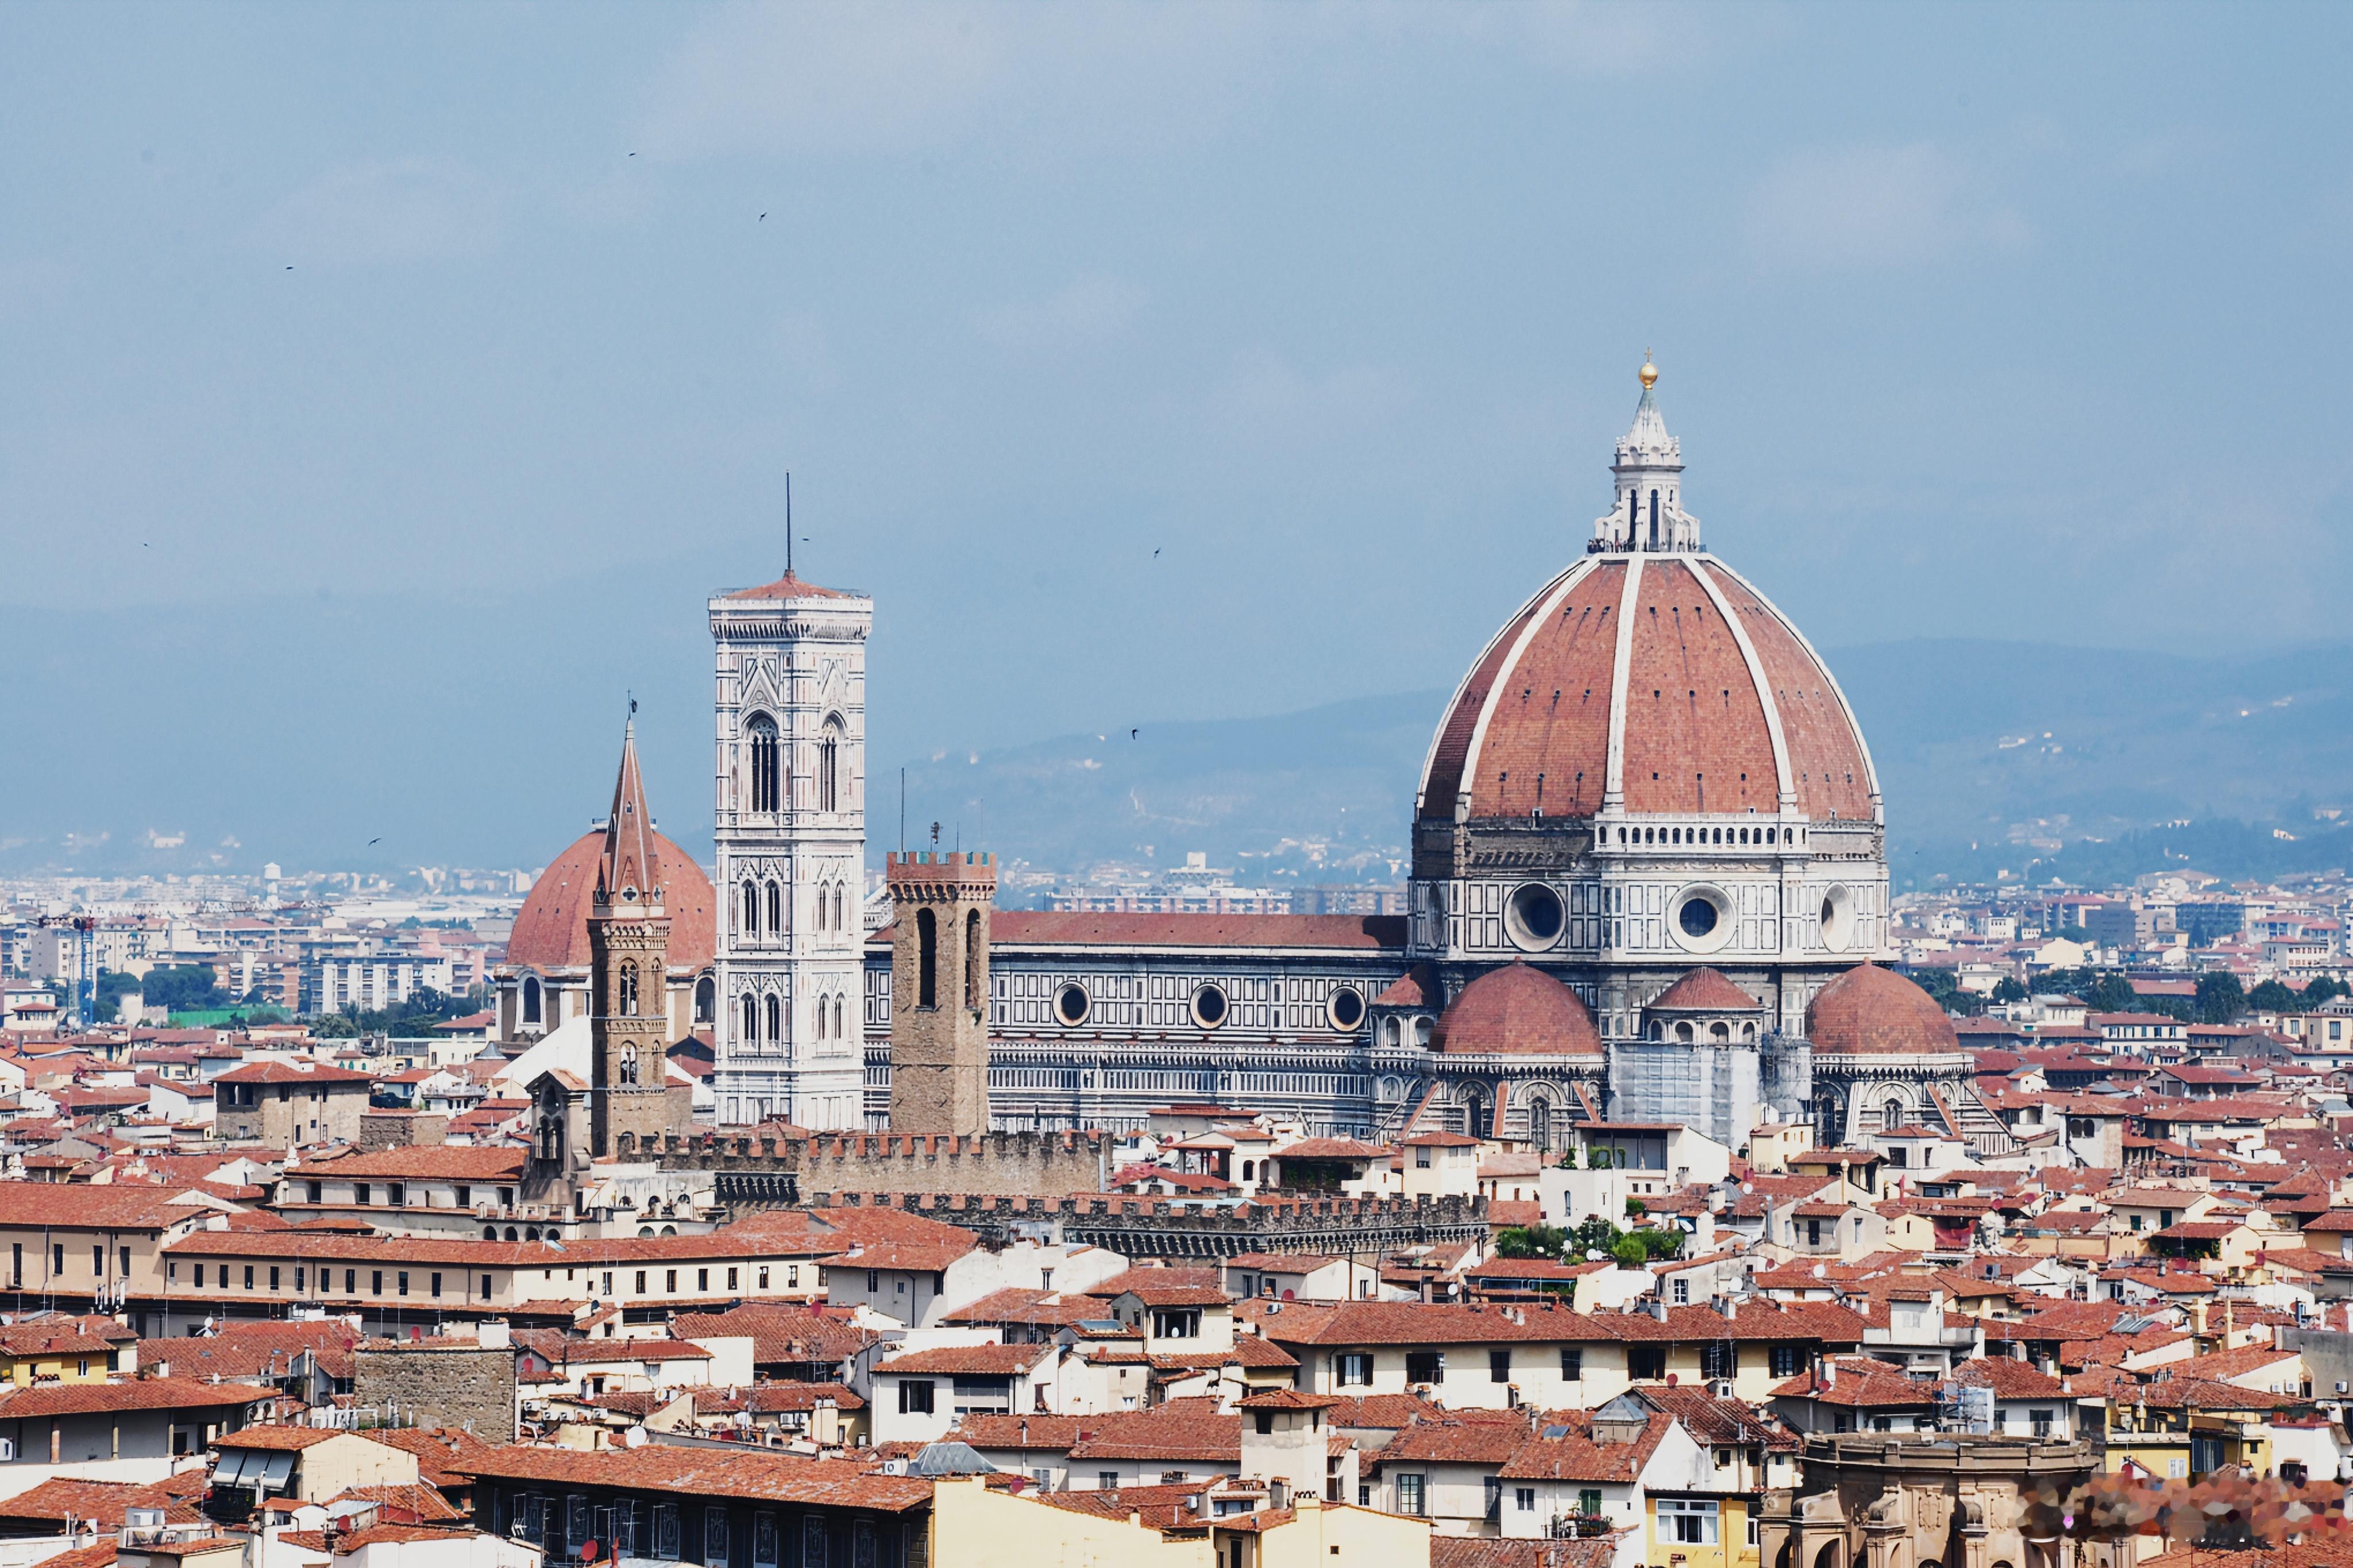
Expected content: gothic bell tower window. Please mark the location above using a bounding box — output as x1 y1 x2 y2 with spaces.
817 720 843 812
749 716 781 813
617 963 639 1016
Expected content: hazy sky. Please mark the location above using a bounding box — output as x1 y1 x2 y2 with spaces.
5 3 2350 870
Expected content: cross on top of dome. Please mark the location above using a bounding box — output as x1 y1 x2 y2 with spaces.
1591 354 1703 554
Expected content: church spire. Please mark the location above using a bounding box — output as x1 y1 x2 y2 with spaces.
1591 353 1702 553
597 715 664 907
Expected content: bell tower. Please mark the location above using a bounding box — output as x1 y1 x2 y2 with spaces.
710 567 874 1130
588 718 676 1157
885 850 994 1136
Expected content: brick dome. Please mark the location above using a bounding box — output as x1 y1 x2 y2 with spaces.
1417 554 1875 825
1431 961 1603 1056
1804 964 1959 1056
506 828 717 973
1646 968 1761 1013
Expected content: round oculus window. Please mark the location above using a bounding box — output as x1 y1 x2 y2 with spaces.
1819 885 1857 953
1668 885 1735 955
1328 985 1366 1030
1191 984 1229 1029
1054 982 1091 1026
1505 883 1567 951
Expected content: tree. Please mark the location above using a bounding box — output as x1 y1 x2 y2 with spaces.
1609 1234 1648 1270
1494 1225 1568 1260
1624 1196 1647 1221
2194 971 2245 1025
1570 1215 1621 1258
1991 976 2028 1003
139 964 229 1013
2247 979 2300 1013
94 970 142 1018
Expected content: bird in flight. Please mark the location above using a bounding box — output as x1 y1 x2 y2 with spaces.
368 837 381 846
1130 729 1139 739
1152 548 1160 558
759 213 767 221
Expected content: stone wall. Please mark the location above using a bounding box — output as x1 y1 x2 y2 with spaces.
359 1111 447 1150
755 1188 1490 1260
637 1128 1113 1200
353 1342 518 1445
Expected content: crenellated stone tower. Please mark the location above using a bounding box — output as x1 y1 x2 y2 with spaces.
885 850 994 1136
588 719 677 1157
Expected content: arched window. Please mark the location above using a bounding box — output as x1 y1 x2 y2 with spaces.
748 715 781 813
833 997 846 1040
617 962 638 1016
818 719 842 812
815 999 828 1041
1241 1160 1255 1182
767 880 783 936
765 994 782 1042
1883 1099 1903 1132
1530 1097 1553 1151
740 994 757 1043
835 886 847 931
742 881 759 936
965 908 983 1011
916 907 937 1009
619 1048 638 1085
521 976 541 1025
694 976 714 1025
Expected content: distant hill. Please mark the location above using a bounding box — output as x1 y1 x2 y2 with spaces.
1835 638 2353 885
6 596 2349 892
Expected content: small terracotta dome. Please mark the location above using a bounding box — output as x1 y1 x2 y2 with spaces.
1374 964 1441 1009
1432 962 1603 1056
1804 963 1959 1056
1645 968 1761 1013
506 827 718 972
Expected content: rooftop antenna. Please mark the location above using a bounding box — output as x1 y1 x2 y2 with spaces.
899 768 907 853
785 472 793 578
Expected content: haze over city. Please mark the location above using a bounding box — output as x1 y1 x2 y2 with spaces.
9 15 2353 1568
6 5 2351 881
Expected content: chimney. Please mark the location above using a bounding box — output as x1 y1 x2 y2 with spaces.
1268 1479 1289 1511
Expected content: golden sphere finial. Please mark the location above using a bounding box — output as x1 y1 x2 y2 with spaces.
1639 350 1658 390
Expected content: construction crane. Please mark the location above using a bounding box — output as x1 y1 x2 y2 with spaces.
34 915 98 1029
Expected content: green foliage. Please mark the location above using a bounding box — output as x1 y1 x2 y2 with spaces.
1623 1196 1647 1220
1570 1215 1621 1257
1898 964 1986 1018
2248 980 2301 1013
1494 1225 1568 1260
1991 976 2028 1003
308 986 484 1038
139 964 230 1012
1637 1228 1683 1260
2049 925 2093 945
94 969 143 1017
2195 971 2246 1025
1586 1146 1613 1169
1608 1235 1648 1270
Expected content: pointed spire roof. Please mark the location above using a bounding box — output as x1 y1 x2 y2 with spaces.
1615 354 1681 470
597 719 664 903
